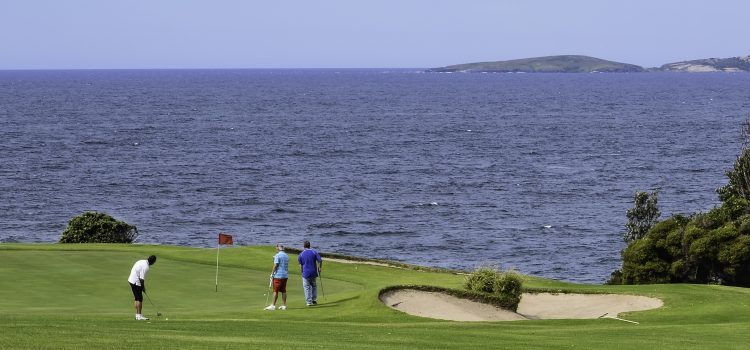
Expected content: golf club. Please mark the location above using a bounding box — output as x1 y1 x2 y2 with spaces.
264 275 272 307
319 268 326 302
144 291 162 318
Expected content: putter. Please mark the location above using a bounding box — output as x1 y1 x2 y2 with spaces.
264 276 272 307
144 291 163 318
319 268 326 302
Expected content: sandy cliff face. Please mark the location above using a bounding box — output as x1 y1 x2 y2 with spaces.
663 63 719 72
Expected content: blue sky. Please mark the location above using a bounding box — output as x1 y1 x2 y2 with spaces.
1 0 748 69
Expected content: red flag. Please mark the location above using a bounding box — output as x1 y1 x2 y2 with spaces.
218 233 233 245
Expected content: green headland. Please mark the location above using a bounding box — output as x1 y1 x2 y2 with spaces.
427 55 645 73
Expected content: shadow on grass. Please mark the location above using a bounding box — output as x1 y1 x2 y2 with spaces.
308 295 361 308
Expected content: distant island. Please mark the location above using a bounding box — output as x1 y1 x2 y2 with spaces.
427 55 644 73
660 56 750 72
427 54 750 73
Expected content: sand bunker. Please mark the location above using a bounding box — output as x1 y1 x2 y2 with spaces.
380 289 662 322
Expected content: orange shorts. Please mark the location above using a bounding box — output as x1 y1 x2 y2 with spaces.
273 278 288 293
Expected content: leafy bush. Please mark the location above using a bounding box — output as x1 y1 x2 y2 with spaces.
465 266 499 293
465 266 523 310
612 141 750 287
611 199 750 287
59 212 138 243
494 270 524 298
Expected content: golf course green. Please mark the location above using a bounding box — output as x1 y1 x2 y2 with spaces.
1 243 749 349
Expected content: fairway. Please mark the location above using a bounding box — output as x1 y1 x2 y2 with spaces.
2 244 750 349
0 249 358 318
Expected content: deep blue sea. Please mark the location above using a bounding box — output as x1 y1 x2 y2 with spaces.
2 69 749 283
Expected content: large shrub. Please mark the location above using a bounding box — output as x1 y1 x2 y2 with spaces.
59 212 138 243
611 198 750 286
612 139 750 287
465 266 523 310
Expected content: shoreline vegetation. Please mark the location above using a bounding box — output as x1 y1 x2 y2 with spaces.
2 243 749 349
426 54 750 73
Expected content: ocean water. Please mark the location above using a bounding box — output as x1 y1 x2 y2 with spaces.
1 69 749 283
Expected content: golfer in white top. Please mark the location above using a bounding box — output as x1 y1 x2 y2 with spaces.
127 255 156 320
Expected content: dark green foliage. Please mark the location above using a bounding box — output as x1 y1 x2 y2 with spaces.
59 212 138 243
624 191 661 243
464 266 523 310
613 142 750 287
613 199 750 286
718 148 750 201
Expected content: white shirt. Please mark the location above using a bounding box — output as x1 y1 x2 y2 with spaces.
127 260 150 286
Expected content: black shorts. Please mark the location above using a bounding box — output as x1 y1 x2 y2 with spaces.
130 283 144 302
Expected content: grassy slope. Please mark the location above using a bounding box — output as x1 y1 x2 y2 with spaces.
1 244 749 349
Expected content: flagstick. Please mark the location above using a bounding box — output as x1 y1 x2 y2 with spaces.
598 313 639 324
215 242 220 292
606 316 639 324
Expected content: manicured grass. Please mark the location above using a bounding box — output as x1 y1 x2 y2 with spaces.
1 243 749 349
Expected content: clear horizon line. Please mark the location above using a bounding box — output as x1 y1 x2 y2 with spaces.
0 67 430 71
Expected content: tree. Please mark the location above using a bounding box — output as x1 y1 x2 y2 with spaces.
612 195 750 287
612 119 750 287
720 118 750 201
624 191 660 243
718 148 750 201
740 118 750 148
59 212 138 243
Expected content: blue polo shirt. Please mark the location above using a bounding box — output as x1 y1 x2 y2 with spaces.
273 251 289 278
298 249 322 278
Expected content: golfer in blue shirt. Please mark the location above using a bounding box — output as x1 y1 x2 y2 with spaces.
298 240 323 306
265 244 289 310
